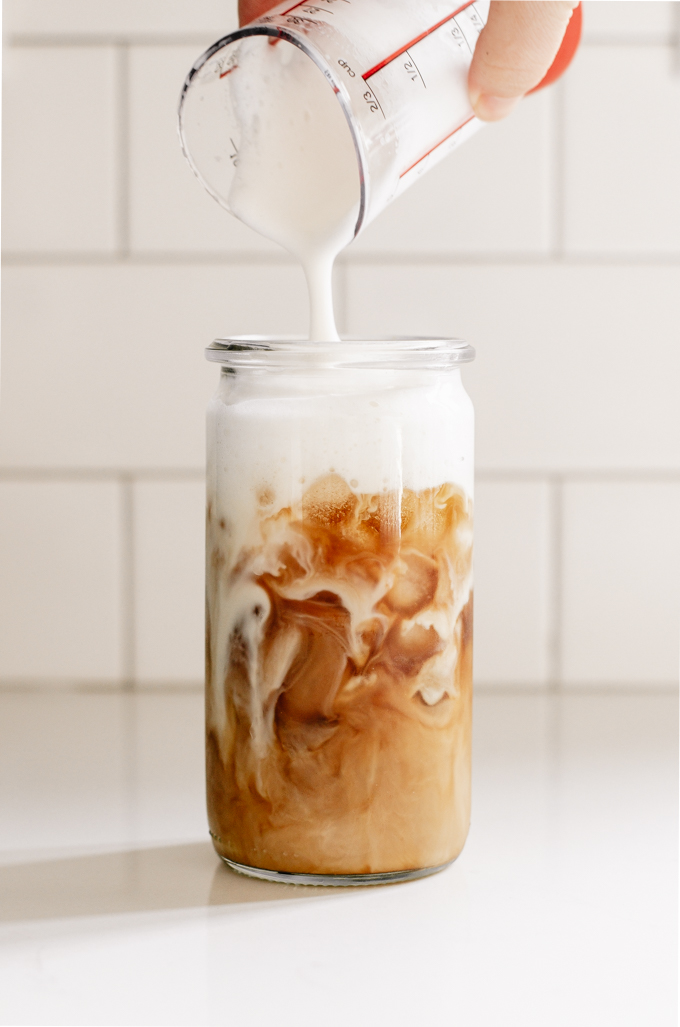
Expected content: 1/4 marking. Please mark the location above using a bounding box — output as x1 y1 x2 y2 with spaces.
285 14 320 26
468 8 484 31
276 0 349 15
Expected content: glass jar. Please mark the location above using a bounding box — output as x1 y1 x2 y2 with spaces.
205 337 475 885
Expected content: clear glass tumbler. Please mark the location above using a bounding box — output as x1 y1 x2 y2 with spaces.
205 337 475 885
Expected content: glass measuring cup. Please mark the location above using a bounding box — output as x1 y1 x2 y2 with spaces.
179 0 491 238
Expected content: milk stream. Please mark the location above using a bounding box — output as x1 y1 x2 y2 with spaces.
227 37 360 341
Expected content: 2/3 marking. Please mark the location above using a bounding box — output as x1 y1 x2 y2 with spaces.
362 88 385 117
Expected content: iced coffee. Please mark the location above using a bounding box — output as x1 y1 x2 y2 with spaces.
205 338 475 883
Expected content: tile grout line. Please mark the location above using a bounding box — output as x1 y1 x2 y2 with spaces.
479 471 680 484
337 252 680 266
7 34 677 48
0 678 675 694
119 474 136 690
477 469 680 483
546 476 564 692
0 468 206 482
1 252 297 267
121 669 140 843
5 252 680 267
2 468 680 483
115 44 131 260
551 80 566 261
0 679 202 692
580 36 676 48
8 34 226 48
673 1 680 75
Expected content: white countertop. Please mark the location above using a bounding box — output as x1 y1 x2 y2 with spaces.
0 689 676 1026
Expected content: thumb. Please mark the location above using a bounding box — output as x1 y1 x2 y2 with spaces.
469 1 580 121
239 0 277 26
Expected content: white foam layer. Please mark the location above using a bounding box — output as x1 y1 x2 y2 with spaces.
207 366 474 551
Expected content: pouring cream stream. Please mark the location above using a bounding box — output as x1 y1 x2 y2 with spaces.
226 37 361 341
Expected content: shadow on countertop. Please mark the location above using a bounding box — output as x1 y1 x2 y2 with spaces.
0 842 348 923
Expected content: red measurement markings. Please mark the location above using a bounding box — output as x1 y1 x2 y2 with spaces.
219 65 237 79
264 0 325 34
278 0 309 15
278 0 348 11
399 113 475 178
363 0 475 80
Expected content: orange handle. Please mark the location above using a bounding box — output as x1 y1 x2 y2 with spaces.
528 1 582 94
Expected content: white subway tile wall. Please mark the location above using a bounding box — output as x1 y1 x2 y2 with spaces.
2 1 679 689
473 481 553 686
129 693 207 841
133 480 205 684
2 48 118 254
564 45 680 254
0 694 130 850
0 481 123 681
562 481 680 685
0 265 307 469
581 1 678 42
3 0 239 38
345 264 680 471
128 46 279 255
351 89 555 256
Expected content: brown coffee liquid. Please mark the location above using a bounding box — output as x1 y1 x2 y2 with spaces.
206 473 473 875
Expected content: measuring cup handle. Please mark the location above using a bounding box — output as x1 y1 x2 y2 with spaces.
527 1 582 95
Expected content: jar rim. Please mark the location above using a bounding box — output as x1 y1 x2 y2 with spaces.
206 336 475 369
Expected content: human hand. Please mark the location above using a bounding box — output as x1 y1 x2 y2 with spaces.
239 0 276 26
468 1 581 121
237 0 582 122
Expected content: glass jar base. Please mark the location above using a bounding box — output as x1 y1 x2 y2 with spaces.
220 855 454 887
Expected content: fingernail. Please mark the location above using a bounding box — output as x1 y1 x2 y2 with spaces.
471 93 520 122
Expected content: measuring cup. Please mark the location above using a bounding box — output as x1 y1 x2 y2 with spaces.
179 0 491 238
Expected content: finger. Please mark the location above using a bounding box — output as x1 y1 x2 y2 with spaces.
239 0 276 26
469 1 580 121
